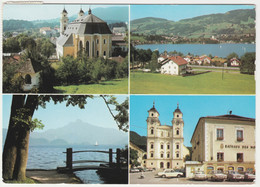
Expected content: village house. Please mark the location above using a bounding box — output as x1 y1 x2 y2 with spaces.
187 112 255 178
56 8 112 59
230 57 240 67
112 35 128 53
160 56 188 75
130 142 147 168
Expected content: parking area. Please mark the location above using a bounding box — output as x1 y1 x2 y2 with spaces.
129 171 255 184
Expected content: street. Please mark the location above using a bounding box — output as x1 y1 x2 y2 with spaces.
130 171 255 185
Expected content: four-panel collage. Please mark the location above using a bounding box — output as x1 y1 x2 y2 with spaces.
1 1 257 186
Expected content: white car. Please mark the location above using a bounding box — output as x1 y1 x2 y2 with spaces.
193 171 207 181
157 169 184 178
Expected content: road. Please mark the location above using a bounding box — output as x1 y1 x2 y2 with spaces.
130 171 254 185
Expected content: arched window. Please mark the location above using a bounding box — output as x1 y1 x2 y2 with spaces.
103 51 106 56
176 144 179 149
79 41 83 55
150 143 154 149
25 74 31 84
92 41 95 57
151 128 154 135
176 129 179 135
86 41 89 56
161 144 164 149
104 39 106 44
167 162 170 169
160 162 164 168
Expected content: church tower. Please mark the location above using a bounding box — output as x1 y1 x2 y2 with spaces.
171 103 184 168
60 8 69 35
78 8 85 18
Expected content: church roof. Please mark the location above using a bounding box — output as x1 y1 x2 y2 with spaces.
174 104 182 114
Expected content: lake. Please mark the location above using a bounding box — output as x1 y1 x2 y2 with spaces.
27 145 125 184
135 43 255 58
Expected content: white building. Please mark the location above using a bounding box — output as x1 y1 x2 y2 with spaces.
146 102 190 170
160 56 188 75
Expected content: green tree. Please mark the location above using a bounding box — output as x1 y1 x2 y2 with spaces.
240 52 255 75
227 52 239 61
40 40 55 58
149 51 159 72
130 148 140 167
3 95 129 181
3 37 21 53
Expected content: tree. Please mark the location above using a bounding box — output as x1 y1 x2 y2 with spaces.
240 52 255 75
3 95 128 181
227 52 239 61
149 51 159 72
3 37 21 53
130 148 140 167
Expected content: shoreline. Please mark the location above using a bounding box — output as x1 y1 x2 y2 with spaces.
26 169 83 184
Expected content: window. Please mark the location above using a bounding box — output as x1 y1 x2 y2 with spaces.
161 144 164 149
96 51 99 56
151 128 154 135
104 39 106 44
151 113 154 116
176 153 179 158
103 51 106 56
217 152 224 162
160 162 164 168
176 130 179 135
167 144 170 149
176 144 179 149
237 130 243 141
207 166 214 174
25 74 32 84
167 162 170 168
96 39 99 44
167 153 170 158
177 115 179 117
150 153 153 158
161 153 164 158
237 153 243 162
217 129 224 140
150 143 153 149
238 167 244 173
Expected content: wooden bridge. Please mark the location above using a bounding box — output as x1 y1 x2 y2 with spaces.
57 148 123 173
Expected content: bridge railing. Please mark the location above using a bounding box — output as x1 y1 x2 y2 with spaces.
64 148 121 171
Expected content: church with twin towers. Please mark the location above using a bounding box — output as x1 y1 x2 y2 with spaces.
56 7 112 59
146 102 190 169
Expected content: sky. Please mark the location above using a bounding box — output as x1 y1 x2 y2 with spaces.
3 4 127 21
130 95 255 147
2 95 128 132
130 4 255 21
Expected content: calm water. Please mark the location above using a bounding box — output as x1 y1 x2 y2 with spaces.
136 43 255 58
27 145 123 184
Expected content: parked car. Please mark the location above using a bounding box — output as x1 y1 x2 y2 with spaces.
207 170 227 181
227 171 244 181
157 169 184 178
193 171 207 181
130 168 139 173
146 168 154 171
244 172 255 181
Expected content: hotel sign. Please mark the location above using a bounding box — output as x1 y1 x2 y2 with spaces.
224 144 255 149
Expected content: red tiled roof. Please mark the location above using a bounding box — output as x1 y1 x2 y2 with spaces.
168 56 188 66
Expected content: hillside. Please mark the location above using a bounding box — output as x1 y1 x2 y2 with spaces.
3 6 128 32
131 9 255 38
130 131 147 151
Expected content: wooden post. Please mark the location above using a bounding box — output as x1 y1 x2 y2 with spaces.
116 148 120 168
109 149 113 166
66 148 73 172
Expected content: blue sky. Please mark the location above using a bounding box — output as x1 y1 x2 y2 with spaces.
2 95 128 132
130 95 255 147
3 4 127 21
130 4 255 21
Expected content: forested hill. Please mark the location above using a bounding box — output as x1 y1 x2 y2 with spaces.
130 131 147 151
131 9 255 37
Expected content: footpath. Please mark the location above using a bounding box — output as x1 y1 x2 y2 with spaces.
26 169 83 184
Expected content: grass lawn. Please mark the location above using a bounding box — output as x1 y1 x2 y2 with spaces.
130 71 255 94
54 78 128 94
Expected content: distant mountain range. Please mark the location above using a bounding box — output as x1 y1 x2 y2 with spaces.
131 9 255 37
3 6 128 32
2 120 128 147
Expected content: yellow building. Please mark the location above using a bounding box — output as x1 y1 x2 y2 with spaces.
56 8 112 59
190 112 255 174
129 142 147 168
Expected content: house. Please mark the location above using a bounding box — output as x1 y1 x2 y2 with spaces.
112 27 126 36
189 112 255 176
200 55 212 65
230 57 240 67
112 35 128 53
130 142 147 168
18 58 44 91
56 8 112 59
160 56 188 75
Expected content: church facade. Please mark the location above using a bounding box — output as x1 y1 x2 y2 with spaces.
146 103 189 170
56 8 112 59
